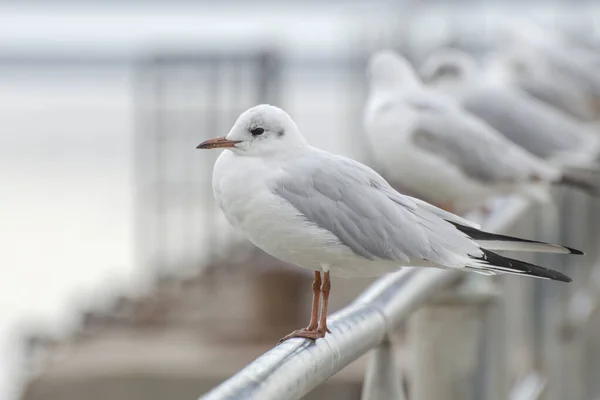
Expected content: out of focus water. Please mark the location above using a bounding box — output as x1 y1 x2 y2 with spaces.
0 66 137 399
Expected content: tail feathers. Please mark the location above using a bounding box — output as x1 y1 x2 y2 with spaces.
449 222 584 255
468 249 572 282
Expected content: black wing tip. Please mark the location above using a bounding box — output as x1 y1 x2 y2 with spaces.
449 221 585 256
476 249 573 283
566 246 584 255
528 267 572 283
554 273 573 283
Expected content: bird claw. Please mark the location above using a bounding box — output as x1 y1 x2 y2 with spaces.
278 328 327 343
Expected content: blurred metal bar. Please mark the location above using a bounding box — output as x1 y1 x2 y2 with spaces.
203 62 221 261
535 195 566 400
479 279 509 400
257 51 281 105
559 189 589 400
408 276 501 400
360 339 405 400
586 260 600 399
153 61 168 272
0 52 367 72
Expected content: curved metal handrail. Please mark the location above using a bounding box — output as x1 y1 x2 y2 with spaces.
200 268 458 400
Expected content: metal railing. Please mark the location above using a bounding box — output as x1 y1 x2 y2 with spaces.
199 189 600 400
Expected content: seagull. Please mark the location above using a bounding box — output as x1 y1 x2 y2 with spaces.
364 50 564 214
197 104 580 342
484 48 598 122
495 21 600 119
420 48 600 167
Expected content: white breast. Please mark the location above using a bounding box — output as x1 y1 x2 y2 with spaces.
214 152 346 269
211 150 403 277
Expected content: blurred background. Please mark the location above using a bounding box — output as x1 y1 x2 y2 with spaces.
2 1 600 400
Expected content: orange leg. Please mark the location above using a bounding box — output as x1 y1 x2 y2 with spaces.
279 271 330 342
306 271 321 331
317 271 331 335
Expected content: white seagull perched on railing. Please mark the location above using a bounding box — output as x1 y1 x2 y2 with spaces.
364 50 573 214
197 104 580 342
498 20 600 116
419 48 600 168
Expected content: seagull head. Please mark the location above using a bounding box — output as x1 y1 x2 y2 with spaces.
367 50 420 92
196 104 308 157
420 48 478 85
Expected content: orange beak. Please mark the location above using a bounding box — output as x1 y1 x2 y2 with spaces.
196 137 242 149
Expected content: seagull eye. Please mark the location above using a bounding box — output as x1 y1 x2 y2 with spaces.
250 127 265 136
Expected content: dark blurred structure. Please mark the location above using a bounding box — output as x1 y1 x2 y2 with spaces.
20 242 383 400
134 51 281 273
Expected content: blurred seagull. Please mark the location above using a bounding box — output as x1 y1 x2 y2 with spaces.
509 22 600 95
197 104 580 342
484 48 598 122
496 21 600 119
420 48 600 168
364 50 567 214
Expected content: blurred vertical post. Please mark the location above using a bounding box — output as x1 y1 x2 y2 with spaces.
559 189 588 400
361 338 405 400
534 190 578 400
133 57 167 275
408 276 505 400
257 50 280 105
203 62 221 263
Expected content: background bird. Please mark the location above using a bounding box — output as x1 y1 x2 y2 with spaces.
364 50 571 214
420 48 600 168
484 47 599 122
493 20 600 120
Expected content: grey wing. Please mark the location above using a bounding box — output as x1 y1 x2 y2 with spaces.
546 51 600 96
273 153 479 265
411 103 544 183
461 87 587 158
516 78 596 122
